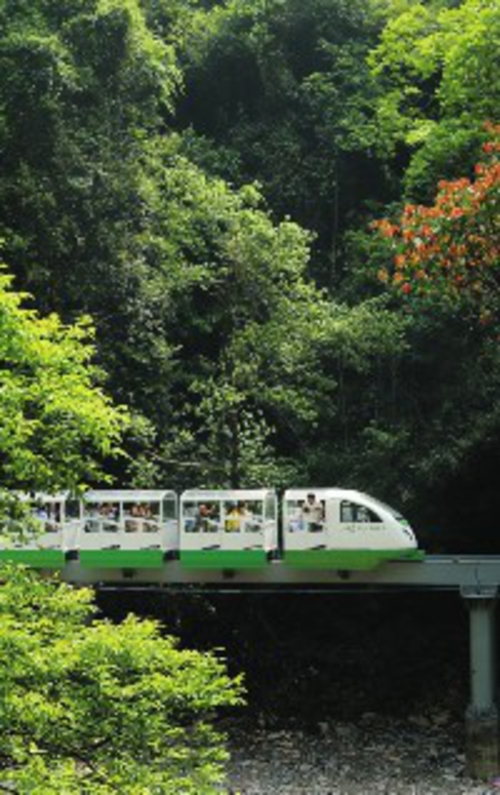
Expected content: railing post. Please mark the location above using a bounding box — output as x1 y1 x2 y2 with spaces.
462 586 499 779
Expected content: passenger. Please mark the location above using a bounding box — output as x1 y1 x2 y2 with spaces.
225 504 242 532
197 503 217 532
100 503 119 530
125 503 141 532
140 503 153 520
237 501 250 518
142 503 159 532
45 504 60 533
301 493 324 532
34 504 48 522
238 501 261 532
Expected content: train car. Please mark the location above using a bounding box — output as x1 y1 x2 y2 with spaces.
180 489 278 569
78 490 177 568
283 488 422 570
0 487 423 573
0 493 80 568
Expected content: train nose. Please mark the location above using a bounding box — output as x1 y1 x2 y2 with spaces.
402 525 416 545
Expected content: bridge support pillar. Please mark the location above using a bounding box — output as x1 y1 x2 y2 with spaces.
462 586 499 779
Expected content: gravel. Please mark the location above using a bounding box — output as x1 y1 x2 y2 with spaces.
224 714 495 794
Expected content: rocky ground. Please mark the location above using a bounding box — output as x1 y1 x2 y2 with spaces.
224 714 496 794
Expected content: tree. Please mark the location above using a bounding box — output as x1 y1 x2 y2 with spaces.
363 125 500 547
178 0 386 285
374 125 500 325
369 0 500 197
0 0 184 433
0 565 244 793
0 0 357 488
127 151 335 488
0 265 127 493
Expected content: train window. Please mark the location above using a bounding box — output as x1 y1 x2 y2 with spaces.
287 500 305 532
84 502 120 532
143 503 160 532
301 495 325 532
200 503 219 532
184 502 219 533
123 502 160 533
123 502 140 533
340 501 382 523
84 518 100 533
101 503 120 532
33 502 61 533
224 502 240 533
265 494 276 521
162 498 176 521
183 502 199 532
66 500 80 520
287 498 325 532
222 500 263 533
244 500 264 533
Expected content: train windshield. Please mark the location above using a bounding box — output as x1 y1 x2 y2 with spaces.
340 500 382 523
360 494 409 525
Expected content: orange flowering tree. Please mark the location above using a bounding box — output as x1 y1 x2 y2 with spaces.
374 125 500 324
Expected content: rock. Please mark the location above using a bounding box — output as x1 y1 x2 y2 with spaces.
225 715 487 794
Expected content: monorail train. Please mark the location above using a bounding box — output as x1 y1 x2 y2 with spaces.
0 488 423 571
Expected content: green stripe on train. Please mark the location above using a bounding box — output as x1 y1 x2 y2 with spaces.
79 550 164 568
0 549 66 568
180 550 268 569
283 548 425 570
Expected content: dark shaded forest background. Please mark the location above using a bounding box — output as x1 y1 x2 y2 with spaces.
1 0 498 722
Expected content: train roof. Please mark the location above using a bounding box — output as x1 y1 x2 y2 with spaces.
84 490 175 502
18 491 69 503
284 488 367 499
284 489 404 517
181 489 275 501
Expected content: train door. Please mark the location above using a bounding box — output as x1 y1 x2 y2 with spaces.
62 498 81 551
162 495 178 551
264 492 278 551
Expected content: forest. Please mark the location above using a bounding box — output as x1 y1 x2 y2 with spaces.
0 0 499 551
0 0 498 789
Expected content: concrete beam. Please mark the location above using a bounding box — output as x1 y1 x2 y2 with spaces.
62 556 500 590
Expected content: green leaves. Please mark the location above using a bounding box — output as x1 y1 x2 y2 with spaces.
0 566 244 793
0 267 128 492
369 0 500 196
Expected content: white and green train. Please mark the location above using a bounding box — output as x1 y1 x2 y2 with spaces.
0 488 423 571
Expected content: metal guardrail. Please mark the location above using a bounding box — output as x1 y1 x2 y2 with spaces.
63 555 500 591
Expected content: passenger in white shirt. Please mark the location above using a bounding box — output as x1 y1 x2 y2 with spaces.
301 493 324 531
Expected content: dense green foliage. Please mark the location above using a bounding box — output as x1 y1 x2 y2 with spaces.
0 566 243 793
370 0 499 197
0 0 499 544
0 0 498 785
0 268 127 494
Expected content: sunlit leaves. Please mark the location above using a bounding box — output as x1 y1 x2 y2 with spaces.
369 0 500 195
0 267 128 491
0 566 244 793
